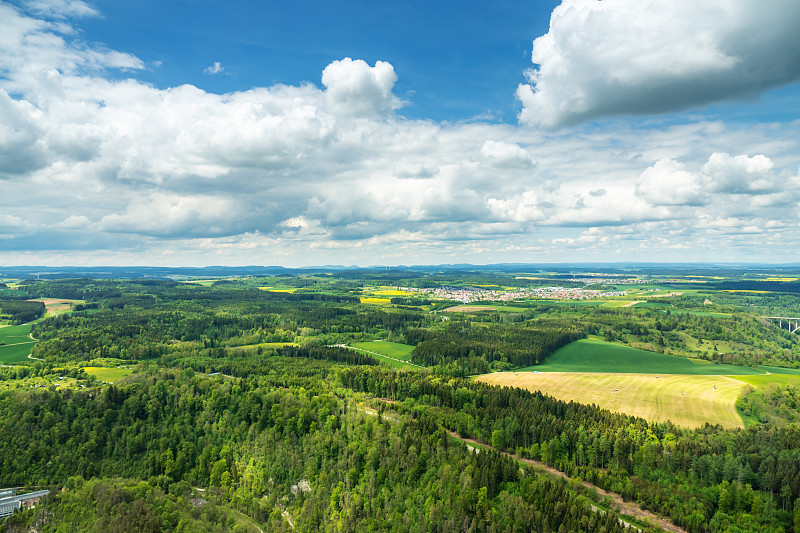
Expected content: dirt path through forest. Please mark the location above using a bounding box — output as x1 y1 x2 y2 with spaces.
446 431 687 533
359 399 687 533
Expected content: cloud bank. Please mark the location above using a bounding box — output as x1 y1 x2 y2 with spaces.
517 0 800 128
0 1 799 266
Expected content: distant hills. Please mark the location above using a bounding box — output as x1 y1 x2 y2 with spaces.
2 262 800 280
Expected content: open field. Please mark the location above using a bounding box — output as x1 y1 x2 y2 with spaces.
731 373 800 387
82 367 134 383
520 338 763 375
443 305 499 312
28 298 82 316
477 372 746 429
258 286 299 293
351 340 414 361
0 324 36 363
0 342 37 363
443 304 530 313
360 297 391 305
760 365 800 375
370 288 414 296
347 346 418 369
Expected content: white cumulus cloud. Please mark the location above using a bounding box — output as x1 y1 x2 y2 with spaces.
701 152 777 194
517 0 800 128
637 159 703 206
321 58 400 116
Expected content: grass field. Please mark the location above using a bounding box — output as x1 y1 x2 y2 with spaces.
0 324 36 363
760 365 800 375
477 372 745 429
631 301 671 308
730 374 800 387
520 338 763 375
83 367 134 383
351 341 414 361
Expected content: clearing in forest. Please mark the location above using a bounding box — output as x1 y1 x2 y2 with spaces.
477 372 745 429
347 341 419 369
27 298 82 316
82 367 134 383
351 341 414 361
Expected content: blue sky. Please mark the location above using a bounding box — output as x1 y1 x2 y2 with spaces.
80 0 556 123
1 0 800 267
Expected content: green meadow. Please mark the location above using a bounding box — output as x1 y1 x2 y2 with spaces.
0 324 36 363
520 338 764 375
351 341 414 361
82 367 134 383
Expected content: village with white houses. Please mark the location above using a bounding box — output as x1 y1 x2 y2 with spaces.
406 285 628 304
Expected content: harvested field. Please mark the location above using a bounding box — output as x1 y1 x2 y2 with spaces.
477 372 745 429
27 298 80 315
621 300 644 307
443 305 498 312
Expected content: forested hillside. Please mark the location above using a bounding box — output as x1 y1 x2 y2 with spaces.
3 270 800 532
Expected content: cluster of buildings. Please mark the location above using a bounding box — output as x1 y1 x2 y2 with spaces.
0 488 49 518
565 276 640 284
404 286 627 304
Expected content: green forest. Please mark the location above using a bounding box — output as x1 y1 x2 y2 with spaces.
3 268 800 532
